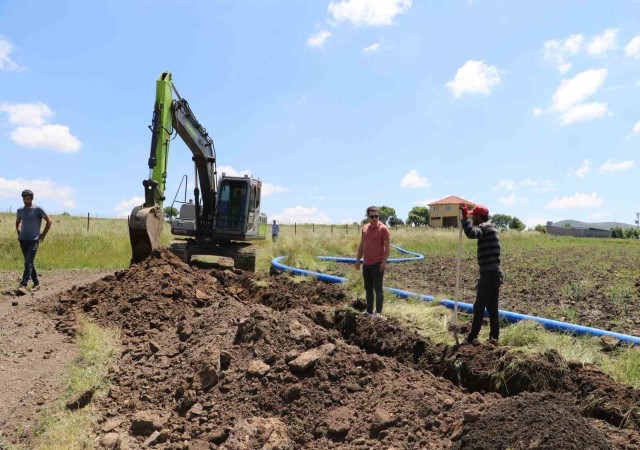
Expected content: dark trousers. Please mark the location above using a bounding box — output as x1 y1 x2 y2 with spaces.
19 240 40 286
363 263 384 314
468 270 501 341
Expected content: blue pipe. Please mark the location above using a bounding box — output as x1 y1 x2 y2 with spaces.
270 247 640 346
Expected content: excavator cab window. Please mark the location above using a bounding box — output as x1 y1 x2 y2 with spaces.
216 179 248 233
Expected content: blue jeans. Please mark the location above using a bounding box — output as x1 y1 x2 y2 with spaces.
19 240 39 286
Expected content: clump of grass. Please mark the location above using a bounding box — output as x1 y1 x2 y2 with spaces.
383 296 455 344
26 317 119 449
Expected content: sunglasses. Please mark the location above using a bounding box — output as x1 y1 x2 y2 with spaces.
369 215 379 219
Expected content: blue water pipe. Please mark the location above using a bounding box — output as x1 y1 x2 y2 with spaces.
271 245 640 346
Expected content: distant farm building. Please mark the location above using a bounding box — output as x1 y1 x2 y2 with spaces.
428 196 475 228
545 220 639 238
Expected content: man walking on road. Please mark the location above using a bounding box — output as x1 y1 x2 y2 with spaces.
355 206 391 317
15 189 52 295
460 203 502 344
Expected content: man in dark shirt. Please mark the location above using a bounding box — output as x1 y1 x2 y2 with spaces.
460 203 502 344
15 189 52 294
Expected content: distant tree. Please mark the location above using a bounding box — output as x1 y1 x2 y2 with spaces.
611 226 624 238
377 206 398 226
509 216 526 231
62 211 70 216
491 214 512 230
564 222 572 227
389 216 404 227
406 206 430 226
163 206 179 220
534 224 547 234
624 227 639 239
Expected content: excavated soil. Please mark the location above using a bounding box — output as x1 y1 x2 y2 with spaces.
2 250 640 449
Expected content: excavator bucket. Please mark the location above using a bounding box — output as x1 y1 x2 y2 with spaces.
128 205 164 264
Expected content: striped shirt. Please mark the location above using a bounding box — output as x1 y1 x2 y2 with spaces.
461 218 501 273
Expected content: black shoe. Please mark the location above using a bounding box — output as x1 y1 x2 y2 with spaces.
15 283 28 296
460 337 476 346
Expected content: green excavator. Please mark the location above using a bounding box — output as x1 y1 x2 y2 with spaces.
128 72 267 271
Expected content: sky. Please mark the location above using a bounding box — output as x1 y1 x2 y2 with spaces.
1 0 639 228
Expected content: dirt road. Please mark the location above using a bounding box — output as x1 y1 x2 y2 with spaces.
0 269 114 439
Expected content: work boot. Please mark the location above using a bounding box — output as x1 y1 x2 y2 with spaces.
460 337 476 346
372 312 381 318
15 283 27 296
30 283 40 292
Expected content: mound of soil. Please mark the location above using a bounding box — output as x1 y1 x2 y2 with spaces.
451 392 611 450
8 249 637 449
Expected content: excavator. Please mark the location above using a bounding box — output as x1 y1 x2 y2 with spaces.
128 72 267 271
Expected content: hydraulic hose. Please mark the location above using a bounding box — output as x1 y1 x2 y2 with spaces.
270 246 640 346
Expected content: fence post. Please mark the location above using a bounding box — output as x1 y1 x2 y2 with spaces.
313 223 315 233
331 224 333 234
295 223 297 235
87 212 90 231
345 224 348 234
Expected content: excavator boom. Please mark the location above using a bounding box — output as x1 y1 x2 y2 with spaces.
128 72 175 263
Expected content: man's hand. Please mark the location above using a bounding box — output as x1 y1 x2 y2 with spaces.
460 203 469 218
39 234 46 243
380 261 387 272
355 261 361 270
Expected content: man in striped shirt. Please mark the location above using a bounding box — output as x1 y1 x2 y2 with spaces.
460 203 502 345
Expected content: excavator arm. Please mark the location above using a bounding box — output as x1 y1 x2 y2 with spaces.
128 72 216 263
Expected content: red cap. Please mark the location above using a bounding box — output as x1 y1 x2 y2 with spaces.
470 204 489 216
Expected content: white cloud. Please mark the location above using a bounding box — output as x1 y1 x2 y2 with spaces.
497 193 525 206
308 30 331 48
400 169 430 188
633 120 640 133
625 36 640 58
561 102 609 125
588 211 610 220
533 107 544 117
599 159 634 174
0 35 23 71
446 60 501 98
217 166 252 178
262 183 289 197
413 198 436 207
546 192 603 209
586 28 618 56
0 102 51 126
0 102 82 152
492 180 516 191
272 205 331 224
328 0 412 27
11 124 81 152
543 34 584 73
0 177 76 209
568 159 591 178
525 215 552 229
551 69 607 112
548 69 609 124
114 196 144 218
363 42 380 53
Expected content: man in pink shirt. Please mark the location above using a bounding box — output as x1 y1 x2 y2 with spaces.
355 206 391 316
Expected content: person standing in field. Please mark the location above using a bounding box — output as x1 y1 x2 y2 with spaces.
272 219 280 242
459 203 502 344
355 206 391 317
15 189 52 295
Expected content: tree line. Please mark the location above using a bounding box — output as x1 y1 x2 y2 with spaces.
360 206 527 231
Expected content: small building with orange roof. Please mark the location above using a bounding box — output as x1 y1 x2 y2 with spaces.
428 196 476 228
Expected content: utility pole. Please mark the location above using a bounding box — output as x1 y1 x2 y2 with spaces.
635 212 639 230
